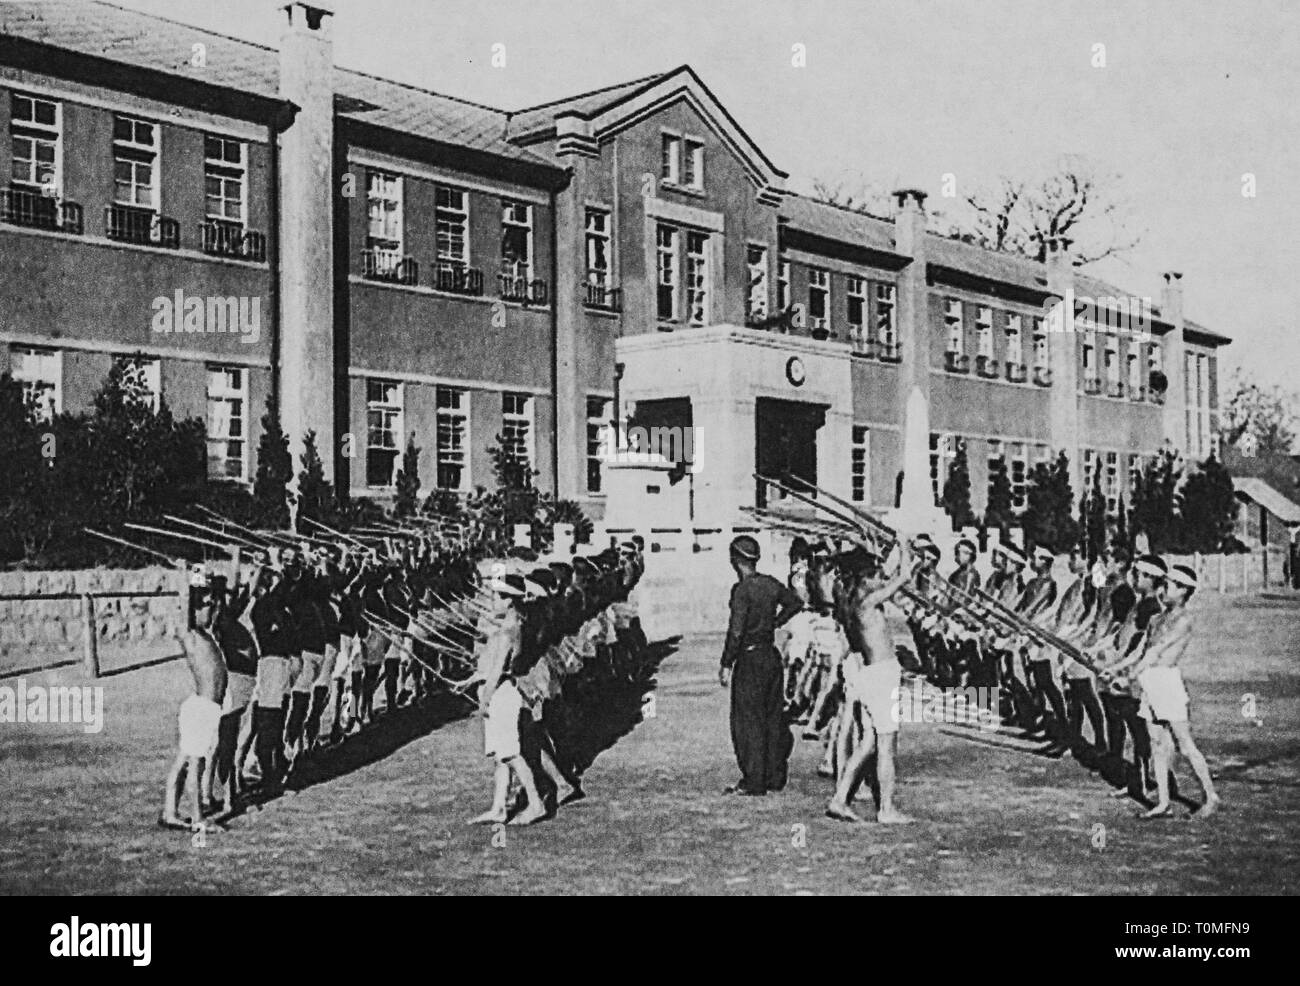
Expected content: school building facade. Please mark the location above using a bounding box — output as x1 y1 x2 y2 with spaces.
0 1 1230 531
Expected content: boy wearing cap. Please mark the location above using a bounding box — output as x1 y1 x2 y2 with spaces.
948 539 981 594
719 535 803 796
161 572 228 831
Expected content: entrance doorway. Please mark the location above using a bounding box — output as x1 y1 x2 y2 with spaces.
755 397 826 507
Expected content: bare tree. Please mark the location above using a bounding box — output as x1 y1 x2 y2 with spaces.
810 155 1143 267
1220 371 1299 456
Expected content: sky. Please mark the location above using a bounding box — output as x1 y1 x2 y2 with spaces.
108 0 1300 395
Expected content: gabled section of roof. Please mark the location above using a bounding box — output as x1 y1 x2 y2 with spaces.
780 195 896 254
510 65 787 205
1235 477 1300 526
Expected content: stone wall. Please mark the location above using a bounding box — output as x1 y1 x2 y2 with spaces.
0 567 185 676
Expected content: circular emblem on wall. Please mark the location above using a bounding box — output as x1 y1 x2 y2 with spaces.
786 355 806 387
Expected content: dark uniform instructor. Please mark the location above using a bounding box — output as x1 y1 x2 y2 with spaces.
719 535 802 796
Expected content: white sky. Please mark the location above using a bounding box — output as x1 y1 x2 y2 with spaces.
111 0 1300 393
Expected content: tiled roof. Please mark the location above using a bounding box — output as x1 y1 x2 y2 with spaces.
779 195 896 254
0 0 554 166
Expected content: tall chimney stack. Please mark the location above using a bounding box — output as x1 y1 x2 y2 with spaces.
278 2 336 488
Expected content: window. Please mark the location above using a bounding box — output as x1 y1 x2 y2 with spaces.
661 134 680 185
986 439 1003 504
777 257 790 311
586 396 610 494
1104 451 1119 513
10 346 61 422
686 230 710 325
1032 317 1048 368
846 276 866 348
976 307 994 359
435 386 469 492
931 433 956 504
10 92 60 192
1006 313 1023 365
1104 333 1120 383
204 135 245 222
747 245 769 322
585 208 611 288
851 425 869 503
1009 443 1027 513
656 224 678 321
1185 352 1213 457
113 115 159 209
945 299 964 352
502 392 534 472
682 138 704 190
875 283 896 348
1127 453 1142 493
1082 449 1099 493
1127 350 1141 394
1082 334 1097 380
367 170 403 254
436 186 468 266
501 200 532 281
206 365 246 481
366 379 403 488
122 356 161 413
1149 342 1163 374
808 268 829 333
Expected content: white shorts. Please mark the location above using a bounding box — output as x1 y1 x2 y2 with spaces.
483 681 523 760
317 644 339 686
294 651 324 692
1138 666 1189 724
255 656 292 708
362 632 387 667
843 656 901 735
333 636 355 679
223 671 256 713
178 694 222 759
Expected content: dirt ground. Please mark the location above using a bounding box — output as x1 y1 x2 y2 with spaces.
1 592 1297 895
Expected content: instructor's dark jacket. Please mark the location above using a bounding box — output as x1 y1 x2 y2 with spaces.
720 573 802 670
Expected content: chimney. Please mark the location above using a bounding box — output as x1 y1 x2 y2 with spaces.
892 188 927 258
1044 234 1079 494
1160 270 1184 324
278 2 336 490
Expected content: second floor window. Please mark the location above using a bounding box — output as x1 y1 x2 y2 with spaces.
1127 350 1141 393
976 306 994 359
777 257 790 311
10 92 60 192
366 379 403 488
846 276 865 343
206 365 246 481
1006 313 1023 365
747 245 768 322
436 386 469 492
113 115 159 208
10 345 61 422
501 200 532 281
808 268 829 331
875 282 896 347
585 208 611 287
1104 334 1120 383
366 170 402 253
686 231 710 325
945 299 964 353
656 224 678 321
204 135 245 223
1082 335 1097 380
436 186 468 266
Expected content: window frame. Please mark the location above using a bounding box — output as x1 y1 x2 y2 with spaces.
203 134 247 225
585 207 612 288
434 385 470 493
112 113 161 210
205 364 248 483
435 184 470 267
851 425 870 503
586 395 611 495
501 391 535 474
10 345 62 422
9 92 62 195
656 223 679 322
365 378 404 489
500 199 534 282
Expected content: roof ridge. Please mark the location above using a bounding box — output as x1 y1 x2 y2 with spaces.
510 69 674 115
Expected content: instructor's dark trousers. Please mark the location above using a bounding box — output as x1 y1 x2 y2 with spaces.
730 646 792 794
